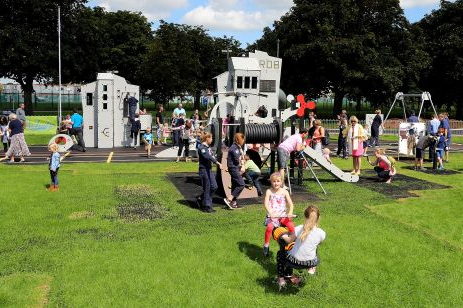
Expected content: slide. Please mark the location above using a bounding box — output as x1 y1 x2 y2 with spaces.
302 147 359 183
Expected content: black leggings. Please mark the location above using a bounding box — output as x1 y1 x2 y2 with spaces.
177 139 190 157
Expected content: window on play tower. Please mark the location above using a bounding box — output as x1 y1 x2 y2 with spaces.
237 76 243 89
244 76 250 89
252 77 257 89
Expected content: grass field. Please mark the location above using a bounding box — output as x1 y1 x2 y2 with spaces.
0 149 462 307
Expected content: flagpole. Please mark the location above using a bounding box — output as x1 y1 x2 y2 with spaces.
58 6 62 125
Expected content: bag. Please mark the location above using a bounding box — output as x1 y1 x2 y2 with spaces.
322 129 330 146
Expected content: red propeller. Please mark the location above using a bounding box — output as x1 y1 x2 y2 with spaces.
296 94 316 117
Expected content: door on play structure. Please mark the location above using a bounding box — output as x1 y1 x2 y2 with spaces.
97 80 114 148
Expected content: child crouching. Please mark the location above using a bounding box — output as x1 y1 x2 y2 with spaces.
48 143 61 191
276 205 326 289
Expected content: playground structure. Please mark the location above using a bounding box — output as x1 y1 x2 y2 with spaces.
80 73 152 148
203 50 359 198
384 92 437 159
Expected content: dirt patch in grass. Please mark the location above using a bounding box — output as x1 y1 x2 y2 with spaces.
114 184 168 222
357 170 450 199
68 211 94 220
34 277 52 308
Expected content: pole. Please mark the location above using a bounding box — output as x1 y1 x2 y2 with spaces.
58 6 62 124
277 39 280 58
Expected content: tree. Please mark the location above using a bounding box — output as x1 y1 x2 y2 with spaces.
418 0 463 119
253 0 428 116
0 0 86 115
141 21 241 108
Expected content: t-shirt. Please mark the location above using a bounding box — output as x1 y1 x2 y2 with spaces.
173 108 186 117
8 119 23 136
244 159 260 173
289 226 326 261
71 113 83 128
428 118 440 135
143 132 154 144
279 134 303 154
439 119 451 137
156 112 164 126
16 108 26 121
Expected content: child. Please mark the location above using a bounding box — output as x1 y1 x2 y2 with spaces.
176 119 193 162
141 127 154 158
130 114 141 148
48 143 61 192
367 148 396 183
243 154 263 196
197 132 223 213
263 172 295 257
336 118 347 159
436 127 446 170
322 148 332 164
162 123 170 145
276 205 326 289
0 115 9 152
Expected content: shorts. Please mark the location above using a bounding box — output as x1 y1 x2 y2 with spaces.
415 148 423 159
277 147 289 170
436 149 444 158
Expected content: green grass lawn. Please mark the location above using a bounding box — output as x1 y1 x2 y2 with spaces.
0 154 462 306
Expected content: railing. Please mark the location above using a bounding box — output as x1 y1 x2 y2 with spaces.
305 119 463 136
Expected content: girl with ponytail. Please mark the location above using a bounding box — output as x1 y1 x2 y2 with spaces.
276 205 326 289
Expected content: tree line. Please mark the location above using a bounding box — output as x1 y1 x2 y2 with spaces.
0 0 462 119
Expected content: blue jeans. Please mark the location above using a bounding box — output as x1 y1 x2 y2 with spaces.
244 171 262 194
50 168 59 185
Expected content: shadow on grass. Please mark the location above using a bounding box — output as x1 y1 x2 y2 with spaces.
237 241 300 294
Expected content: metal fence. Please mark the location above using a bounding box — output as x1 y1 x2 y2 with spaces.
308 119 463 136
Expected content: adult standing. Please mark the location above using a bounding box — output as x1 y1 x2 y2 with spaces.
369 109 382 147
224 133 246 210
343 116 366 175
70 108 86 152
5 113 30 162
172 103 186 118
407 110 419 123
427 114 440 162
16 103 27 129
277 128 309 188
439 113 451 162
155 105 164 145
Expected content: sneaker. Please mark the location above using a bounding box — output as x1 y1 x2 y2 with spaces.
257 191 263 197
263 245 270 257
246 185 253 190
224 198 233 210
202 207 216 213
308 267 316 275
231 202 243 209
278 278 286 291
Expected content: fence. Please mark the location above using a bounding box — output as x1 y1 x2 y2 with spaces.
312 119 463 136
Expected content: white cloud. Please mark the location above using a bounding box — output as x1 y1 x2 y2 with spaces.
90 0 188 20
400 0 440 9
181 1 288 32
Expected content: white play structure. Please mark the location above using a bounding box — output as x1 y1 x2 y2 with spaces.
81 73 152 148
208 50 359 186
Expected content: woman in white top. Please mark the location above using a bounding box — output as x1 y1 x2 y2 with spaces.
276 205 326 289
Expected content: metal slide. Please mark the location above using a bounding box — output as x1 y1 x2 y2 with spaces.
302 146 359 183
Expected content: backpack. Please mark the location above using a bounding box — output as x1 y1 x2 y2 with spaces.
322 129 330 146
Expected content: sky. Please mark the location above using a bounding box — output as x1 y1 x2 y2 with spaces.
86 0 447 46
